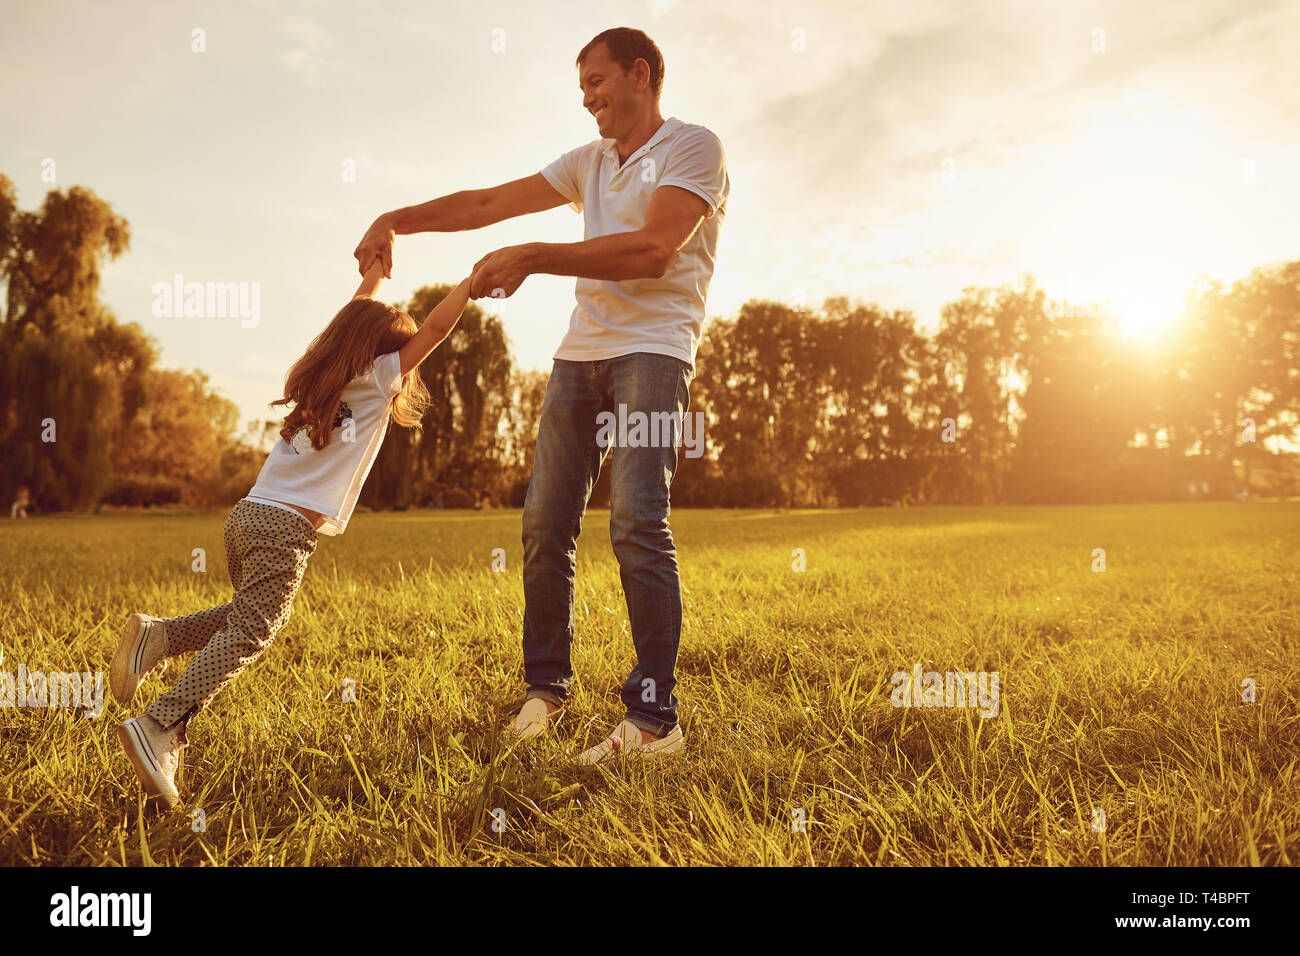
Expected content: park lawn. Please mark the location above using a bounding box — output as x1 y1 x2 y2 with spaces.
0 502 1296 866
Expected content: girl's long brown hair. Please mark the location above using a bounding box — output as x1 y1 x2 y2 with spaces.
271 297 430 450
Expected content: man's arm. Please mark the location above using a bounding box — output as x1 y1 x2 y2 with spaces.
466 185 709 299
355 174 568 277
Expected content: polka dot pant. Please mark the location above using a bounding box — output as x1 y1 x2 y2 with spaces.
146 499 318 730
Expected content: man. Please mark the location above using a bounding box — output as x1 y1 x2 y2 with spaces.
354 27 729 764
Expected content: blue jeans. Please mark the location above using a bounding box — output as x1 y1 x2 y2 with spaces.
521 352 693 737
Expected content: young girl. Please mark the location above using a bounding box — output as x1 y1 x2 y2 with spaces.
111 262 471 809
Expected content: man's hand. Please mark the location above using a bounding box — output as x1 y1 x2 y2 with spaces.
469 244 535 300
472 187 709 289
354 215 397 278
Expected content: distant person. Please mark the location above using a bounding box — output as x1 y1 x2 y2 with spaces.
355 27 729 764
110 262 471 810
10 486 30 519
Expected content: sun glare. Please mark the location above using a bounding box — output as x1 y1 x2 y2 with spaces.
1107 285 1182 340
1028 104 1240 344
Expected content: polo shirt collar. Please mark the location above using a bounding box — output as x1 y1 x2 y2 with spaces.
602 116 683 165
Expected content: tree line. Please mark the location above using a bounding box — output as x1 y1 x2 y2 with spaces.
2 177 1296 514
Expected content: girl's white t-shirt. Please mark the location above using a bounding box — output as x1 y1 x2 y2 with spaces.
249 351 402 535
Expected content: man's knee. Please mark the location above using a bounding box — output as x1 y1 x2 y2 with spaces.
523 491 582 552
609 496 672 556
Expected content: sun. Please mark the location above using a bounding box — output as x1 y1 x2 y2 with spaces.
1024 104 1242 344
1106 283 1182 340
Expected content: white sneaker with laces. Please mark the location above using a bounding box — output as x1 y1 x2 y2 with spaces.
117 714 187 809
576 720 684 766
110 613 167 704
510 697 563 739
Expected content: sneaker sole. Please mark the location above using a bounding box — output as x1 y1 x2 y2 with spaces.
109 614 149 704
578 734 686 766
511 708 564 739
116 720 180 809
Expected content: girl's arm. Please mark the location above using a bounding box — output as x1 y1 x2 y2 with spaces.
353 259 386 299
397 277 472 375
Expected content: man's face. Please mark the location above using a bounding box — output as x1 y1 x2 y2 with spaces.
579 43 642 139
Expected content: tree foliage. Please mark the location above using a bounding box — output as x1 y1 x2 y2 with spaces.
3 173 1296 512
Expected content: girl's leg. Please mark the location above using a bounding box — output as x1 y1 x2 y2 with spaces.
157 507 246 657
159 604 236 657
145 501 318 730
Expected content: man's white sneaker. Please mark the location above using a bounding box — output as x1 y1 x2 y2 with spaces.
575 720 684 766
510 697 563 739
110 613 167 704
117 714 187 809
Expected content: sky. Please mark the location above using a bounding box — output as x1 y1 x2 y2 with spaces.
2 0 1298 430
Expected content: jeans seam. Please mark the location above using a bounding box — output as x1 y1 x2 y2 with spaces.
626 713 675 736
526 688 565 706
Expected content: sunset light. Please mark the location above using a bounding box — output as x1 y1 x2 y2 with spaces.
1 0 1297 902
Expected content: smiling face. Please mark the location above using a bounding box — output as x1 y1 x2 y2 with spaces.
579 42 647 140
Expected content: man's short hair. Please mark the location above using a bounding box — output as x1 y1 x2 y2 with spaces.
577 28 664 98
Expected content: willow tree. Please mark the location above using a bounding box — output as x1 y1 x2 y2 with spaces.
360 284 514 509
0 174 145 511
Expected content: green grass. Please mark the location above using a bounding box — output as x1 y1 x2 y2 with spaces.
1 503 1297 866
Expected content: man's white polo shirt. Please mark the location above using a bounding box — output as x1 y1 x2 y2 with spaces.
539 116 729 370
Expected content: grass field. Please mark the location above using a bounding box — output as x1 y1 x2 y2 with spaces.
1 503 1297 866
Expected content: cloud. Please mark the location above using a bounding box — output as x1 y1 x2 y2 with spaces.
646 0 682 18
272 7 346 86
